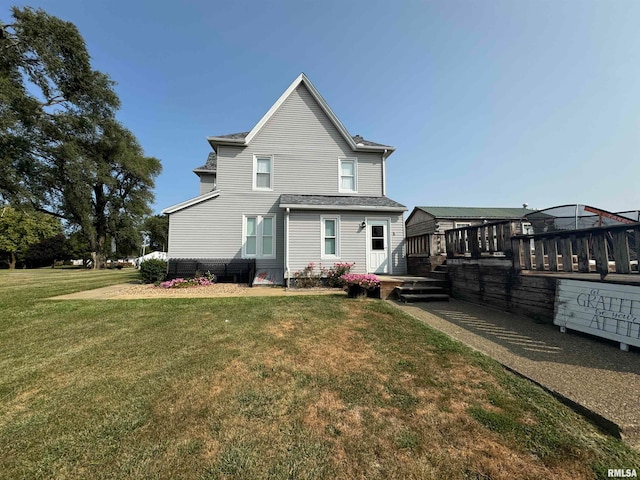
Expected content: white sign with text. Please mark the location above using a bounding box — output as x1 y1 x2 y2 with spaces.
554 279 640 350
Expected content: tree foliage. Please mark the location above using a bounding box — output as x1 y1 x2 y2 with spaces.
0 205 62 268
142 214 169 252
0 7 161 268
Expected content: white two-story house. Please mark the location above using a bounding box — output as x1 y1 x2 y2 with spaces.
163 73 407 285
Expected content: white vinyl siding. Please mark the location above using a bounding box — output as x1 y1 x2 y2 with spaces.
253 155 273 191
242 214 276 259
288 211 406 275
338 158 357 193
321 216 340 259
217 85 383 197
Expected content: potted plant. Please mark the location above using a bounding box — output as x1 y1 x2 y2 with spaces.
340 273 380 298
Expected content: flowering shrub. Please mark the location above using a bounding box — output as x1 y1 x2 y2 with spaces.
292 262 324 288
325 262 355 287
159 271 216 288
340 273 380 290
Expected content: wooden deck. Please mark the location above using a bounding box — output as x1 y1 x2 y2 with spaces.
521 271 640 286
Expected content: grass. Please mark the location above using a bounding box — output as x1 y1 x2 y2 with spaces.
0 268 638 479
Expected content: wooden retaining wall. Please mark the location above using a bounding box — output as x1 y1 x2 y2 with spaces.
447 258 557 322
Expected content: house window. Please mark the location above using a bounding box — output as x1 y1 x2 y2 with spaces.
253 155 273 190
243 215 276 258
321 216 340 258
338 158 357 193
455 222 471 228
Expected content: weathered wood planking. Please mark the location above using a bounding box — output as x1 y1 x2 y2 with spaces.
576 236 590 273
546 238 558 272
534 239 545 271
612 230 631 274
561 237 573 272
593 233 609 279
554 279 640 350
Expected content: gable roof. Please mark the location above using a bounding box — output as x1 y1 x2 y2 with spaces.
206 74 394 154
162 189 220 214
280 194 406 212
193 152 217 174
415 206 532 220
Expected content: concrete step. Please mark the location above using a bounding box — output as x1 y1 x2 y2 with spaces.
426 271 447 280
398 293 450 303
395 286 445 294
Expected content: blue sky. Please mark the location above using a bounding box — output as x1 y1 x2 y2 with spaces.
4 0 640 214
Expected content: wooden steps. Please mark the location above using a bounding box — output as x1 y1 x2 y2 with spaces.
395 262 450 303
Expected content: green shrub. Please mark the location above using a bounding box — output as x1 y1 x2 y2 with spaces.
139 259 167 284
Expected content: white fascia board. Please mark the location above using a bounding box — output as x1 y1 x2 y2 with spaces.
280 203 406 212
354 144 396 154
162 190 220 214
207 137 245 147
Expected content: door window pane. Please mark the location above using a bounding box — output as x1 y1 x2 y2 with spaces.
372 226 383 237
372 238 385 250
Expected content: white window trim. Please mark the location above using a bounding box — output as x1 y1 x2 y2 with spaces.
242 214 277 259
338 157 358 193
253 154 274 191
321 215 341 259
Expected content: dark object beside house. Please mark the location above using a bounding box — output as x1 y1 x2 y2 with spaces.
167 258 256 285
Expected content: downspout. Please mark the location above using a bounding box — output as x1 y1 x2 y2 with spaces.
382 149 388 196
285 207 290 288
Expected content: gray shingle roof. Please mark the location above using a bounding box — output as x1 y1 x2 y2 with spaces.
280 194 406 211
194 152 217 172
352 135 391 148
416 206 532 219
215 131 251 140
208 132 391 148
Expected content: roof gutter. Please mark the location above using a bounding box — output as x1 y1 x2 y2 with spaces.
279 204 406 212
382 148 388 196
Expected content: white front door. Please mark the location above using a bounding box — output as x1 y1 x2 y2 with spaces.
367 220 389 274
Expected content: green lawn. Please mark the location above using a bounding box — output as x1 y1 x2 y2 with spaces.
0 269 638 479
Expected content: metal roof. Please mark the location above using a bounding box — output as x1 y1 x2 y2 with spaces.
416 206 532 219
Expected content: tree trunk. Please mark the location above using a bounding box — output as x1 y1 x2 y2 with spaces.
9 252 16 270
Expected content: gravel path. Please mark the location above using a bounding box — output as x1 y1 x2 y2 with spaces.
50 283 342 300
390 298 640 449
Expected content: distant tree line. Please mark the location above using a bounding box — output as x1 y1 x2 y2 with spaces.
0 7 162 268
0 206 168 269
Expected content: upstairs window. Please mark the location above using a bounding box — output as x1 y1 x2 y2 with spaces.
338 158 357 193
254 155 273 190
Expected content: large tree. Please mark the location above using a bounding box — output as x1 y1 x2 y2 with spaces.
0 7 160 267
